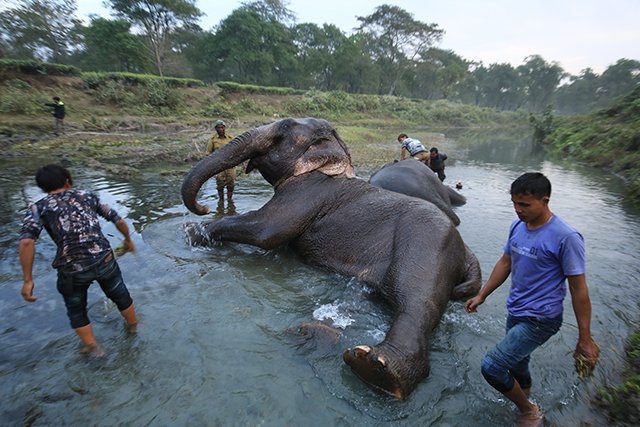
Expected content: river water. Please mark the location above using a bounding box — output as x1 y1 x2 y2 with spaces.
1 130 639 426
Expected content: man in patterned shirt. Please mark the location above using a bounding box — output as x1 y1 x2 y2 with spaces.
19 164 138 356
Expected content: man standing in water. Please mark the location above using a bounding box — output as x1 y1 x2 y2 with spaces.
426 147 447 181
465 172 599 425
19 164 138 356
207 120 235 202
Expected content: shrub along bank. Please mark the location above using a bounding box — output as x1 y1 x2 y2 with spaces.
533 85 640 423
536 85 640 205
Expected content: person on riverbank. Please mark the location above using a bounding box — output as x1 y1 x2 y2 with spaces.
398 133 429 162
45 96 65 135
464 172 599 426
19 164 138 357
426 147 447 181
207 120 235 201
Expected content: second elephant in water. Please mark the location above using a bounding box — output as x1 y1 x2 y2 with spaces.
181 117 482 399
369 160 466 225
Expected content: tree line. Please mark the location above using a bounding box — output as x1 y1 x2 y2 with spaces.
1 0 638 114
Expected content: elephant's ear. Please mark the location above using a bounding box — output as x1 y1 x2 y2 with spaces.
292 129 355 178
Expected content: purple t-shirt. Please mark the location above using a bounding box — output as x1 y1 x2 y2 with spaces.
504 215 585 318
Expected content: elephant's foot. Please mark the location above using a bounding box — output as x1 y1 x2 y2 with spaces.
343 344 413 399
184 222 215 246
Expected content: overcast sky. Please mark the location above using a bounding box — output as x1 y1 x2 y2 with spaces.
71 0 640 75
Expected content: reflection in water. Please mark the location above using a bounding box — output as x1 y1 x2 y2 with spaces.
1 131 639 425
215 199 237 218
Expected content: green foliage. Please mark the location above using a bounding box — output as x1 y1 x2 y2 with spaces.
529 105 555 143
595 329 640 425
76 17 153 74
0 79 42 114
201 102 236 119
209 6 297 86
92 79 136 107
81 72 204 89
144 80 182 110
356 4 443 95
0 0 82 62
87 74 183 113
216 81 302 96
0 59 81 76
108 0 203 76
544 86 640 203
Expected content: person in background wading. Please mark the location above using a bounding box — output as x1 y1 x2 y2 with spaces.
207 120 235 202
426 147 447 182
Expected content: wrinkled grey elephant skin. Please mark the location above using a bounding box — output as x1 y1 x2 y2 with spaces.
181 117 482 400
369 160 466 225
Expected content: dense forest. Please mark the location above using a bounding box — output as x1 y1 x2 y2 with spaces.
1 0 638 115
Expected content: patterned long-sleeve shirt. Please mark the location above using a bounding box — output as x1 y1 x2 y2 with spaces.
20 189 121 273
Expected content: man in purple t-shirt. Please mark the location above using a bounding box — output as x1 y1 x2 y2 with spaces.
465 172 599 425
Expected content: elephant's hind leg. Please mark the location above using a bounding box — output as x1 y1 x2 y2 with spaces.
342 345 408 399
451 245 482 300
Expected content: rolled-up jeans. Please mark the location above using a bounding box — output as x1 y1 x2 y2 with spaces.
57 254 133 329
481 314 562 393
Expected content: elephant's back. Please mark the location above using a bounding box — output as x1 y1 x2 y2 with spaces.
292 178 460 280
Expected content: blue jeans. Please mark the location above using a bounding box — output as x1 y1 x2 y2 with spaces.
481 314 562 393
57 255 133 329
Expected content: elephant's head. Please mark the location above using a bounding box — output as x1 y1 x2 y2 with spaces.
182 117 355 215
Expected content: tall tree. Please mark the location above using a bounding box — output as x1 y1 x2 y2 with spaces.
518 55 565 112
74 17 152 72
332 33 379 94
412 48 471 100
209 4 296 86
596 59 640 108
356 4 443 95
242 0 295 24
0 0 82 62
107 0 202 76
554 68 600 114
292 23 346 90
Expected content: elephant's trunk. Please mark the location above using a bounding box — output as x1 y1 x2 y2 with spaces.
181 128 269 215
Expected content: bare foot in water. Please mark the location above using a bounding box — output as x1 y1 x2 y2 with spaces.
80 344 105 358
126 322 138 334
516 404 544 427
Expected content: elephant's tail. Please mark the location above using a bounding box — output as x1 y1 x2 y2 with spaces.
451 244 482 300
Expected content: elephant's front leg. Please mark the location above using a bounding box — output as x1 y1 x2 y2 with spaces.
185 194 315 249
342 305 438 399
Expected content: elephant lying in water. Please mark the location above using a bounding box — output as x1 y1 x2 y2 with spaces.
181 117 482 399
369 160 466 225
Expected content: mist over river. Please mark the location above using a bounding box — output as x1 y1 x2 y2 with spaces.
1 129 639 426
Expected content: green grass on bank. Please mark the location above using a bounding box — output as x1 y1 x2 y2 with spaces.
540 85 640 203
0 62 526 137
595 330 640 425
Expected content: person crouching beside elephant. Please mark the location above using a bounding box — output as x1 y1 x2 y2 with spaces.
207 120 235 201
398 133 429 163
